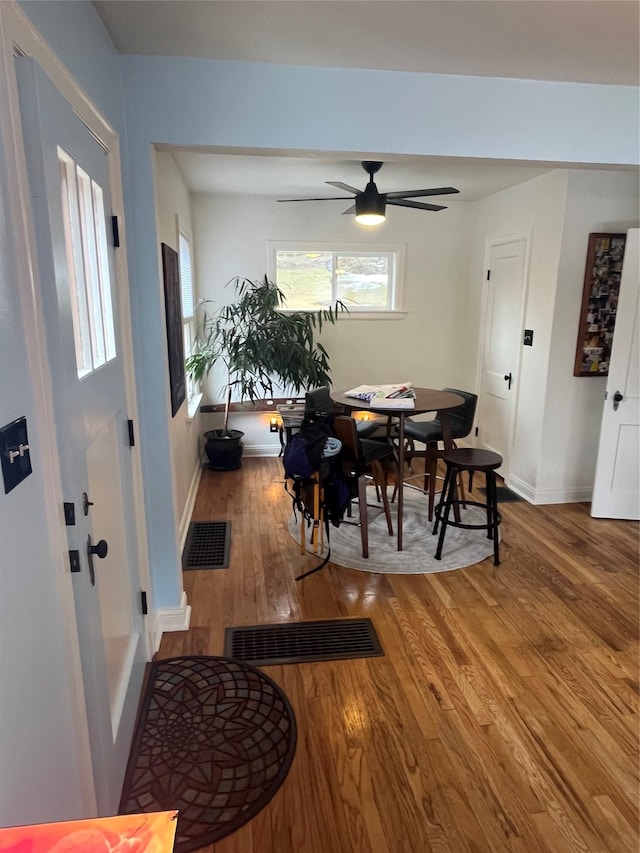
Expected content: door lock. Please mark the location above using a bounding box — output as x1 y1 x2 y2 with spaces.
87 535 108 586
82 492 94 516
504 373 513 390
613 390 624 411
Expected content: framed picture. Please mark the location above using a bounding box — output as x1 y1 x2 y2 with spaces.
161 242 186 415
573 232 627 377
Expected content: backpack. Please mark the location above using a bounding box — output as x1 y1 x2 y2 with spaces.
283 410 352 579
282 415 328 481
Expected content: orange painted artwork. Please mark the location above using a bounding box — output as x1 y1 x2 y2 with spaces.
0 810 178 852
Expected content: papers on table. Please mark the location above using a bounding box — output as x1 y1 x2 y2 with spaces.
344 383 416 409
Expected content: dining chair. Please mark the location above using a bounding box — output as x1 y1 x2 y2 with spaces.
332 415 395 558
305 386 384 438
403 388 478 521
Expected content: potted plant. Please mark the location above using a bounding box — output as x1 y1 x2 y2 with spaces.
186 275 344 470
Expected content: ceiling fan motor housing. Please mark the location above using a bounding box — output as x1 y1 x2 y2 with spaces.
356 182 386 217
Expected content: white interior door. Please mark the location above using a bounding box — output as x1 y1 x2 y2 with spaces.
477 238 528 474
16 57 146 813
591 229 640 519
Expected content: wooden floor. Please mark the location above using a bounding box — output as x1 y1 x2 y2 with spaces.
158 457 639 853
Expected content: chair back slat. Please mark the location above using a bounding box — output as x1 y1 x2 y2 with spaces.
332 415 361 467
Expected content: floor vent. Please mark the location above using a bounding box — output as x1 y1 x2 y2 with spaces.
182 521 231 570
225 618 384 665
480 486 523 502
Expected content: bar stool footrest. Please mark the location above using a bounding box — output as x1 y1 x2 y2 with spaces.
433 499 502 531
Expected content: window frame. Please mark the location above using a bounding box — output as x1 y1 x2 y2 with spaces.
58 146 117 378
176 218 201 418
267 241 406 318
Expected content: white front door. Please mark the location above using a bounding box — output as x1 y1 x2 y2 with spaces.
16 58 146 812
477 237 528 474
591 229 640 520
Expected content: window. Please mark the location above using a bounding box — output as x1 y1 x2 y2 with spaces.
59 147 116 377
178 223 200 411
268 242 404 314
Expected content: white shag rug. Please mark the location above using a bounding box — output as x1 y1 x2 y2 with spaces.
287 487 499 574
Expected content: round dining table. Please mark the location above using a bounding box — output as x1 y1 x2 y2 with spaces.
330 388 464 551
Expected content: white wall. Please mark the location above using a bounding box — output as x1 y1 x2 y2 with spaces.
470 171 570 493
469 169 639 502
153 151 202 542
539 170 640 500
193 192 474 452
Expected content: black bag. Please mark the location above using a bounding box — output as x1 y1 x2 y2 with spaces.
282 414 328 481
283 410 352 580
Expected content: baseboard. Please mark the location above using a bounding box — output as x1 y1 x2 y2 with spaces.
507 474 592 505
244 444 282 458
153 592 192 651
179 462 203 553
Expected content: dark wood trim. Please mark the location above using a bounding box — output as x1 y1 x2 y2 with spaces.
201 396 307 414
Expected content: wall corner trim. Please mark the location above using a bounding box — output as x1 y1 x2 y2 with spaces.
155 591 191 649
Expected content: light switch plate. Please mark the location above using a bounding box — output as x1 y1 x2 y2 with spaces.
1 416 32 494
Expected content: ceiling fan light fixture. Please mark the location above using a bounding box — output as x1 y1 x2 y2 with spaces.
355 191 386 226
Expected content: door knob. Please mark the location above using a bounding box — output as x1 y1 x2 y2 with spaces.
86 535 108 586
613 390 623 411
503 373 513 390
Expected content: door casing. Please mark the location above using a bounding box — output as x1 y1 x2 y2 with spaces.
475 229 531 483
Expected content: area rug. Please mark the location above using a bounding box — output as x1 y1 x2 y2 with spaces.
288 488 499 574
119 656 297 852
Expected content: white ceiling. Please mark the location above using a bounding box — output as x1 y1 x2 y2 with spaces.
161 149 555 201
95 1 639 200
94 1 639 85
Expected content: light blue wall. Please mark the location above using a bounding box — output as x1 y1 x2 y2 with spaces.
19 1 183 611
12 3 640 612
0 99 90 827
18 7 640 608
119 53 639 607
0 3 113 824
19 1 124 129
2 0 639 824
122 55 639 163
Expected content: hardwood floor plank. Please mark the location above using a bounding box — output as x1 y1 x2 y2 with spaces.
155 458 639 853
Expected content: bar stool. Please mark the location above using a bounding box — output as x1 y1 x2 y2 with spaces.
433 448 503 566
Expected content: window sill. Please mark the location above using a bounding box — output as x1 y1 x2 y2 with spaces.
280 310 406 320
339 310 407 320
186 393 203 422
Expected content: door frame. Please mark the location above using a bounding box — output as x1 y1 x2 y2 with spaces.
0 1 153 807
474 228 532 483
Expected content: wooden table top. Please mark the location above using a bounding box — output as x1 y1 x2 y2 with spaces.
331 387 464 416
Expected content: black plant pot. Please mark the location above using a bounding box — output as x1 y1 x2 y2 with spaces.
204 429 245 471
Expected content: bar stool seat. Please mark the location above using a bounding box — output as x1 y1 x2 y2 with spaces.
433 448 503 566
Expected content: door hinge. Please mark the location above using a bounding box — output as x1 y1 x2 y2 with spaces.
474 426 479 437
486 269 491 281
140 590 148 615
111 215 120 247
127 419 135 447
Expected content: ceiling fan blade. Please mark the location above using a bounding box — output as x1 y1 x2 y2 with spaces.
277 196 357 202
385 186 460 199
388 198 447 212
326 181 361 194
341 204 356 215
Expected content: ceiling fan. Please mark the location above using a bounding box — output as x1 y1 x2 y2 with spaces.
277 161 459 225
